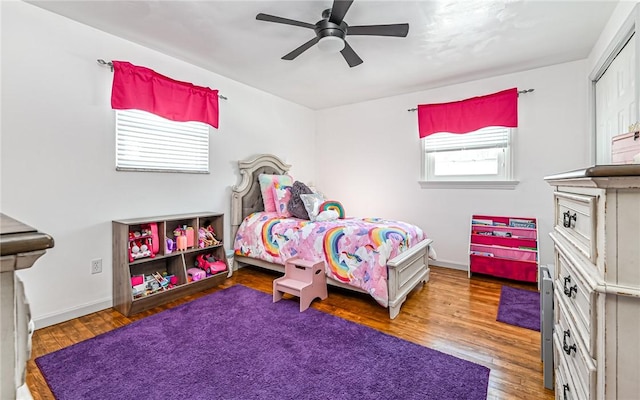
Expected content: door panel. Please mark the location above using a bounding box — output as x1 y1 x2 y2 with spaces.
595 34 636 164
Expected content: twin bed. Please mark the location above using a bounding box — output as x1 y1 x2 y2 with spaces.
230 154 434 319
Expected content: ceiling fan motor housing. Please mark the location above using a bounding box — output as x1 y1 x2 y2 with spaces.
315 19 347 41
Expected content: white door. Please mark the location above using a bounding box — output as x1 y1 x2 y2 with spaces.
595 34 637 164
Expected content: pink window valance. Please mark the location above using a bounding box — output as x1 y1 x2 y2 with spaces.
418 88 518 138
110 61 219 129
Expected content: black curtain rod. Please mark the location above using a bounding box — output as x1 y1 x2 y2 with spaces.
97 59 228 101
407 89 534 112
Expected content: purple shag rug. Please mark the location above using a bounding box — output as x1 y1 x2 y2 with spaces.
496 285 540 331
37 285 490 400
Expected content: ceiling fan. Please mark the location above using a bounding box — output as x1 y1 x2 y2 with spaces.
256 0 409 67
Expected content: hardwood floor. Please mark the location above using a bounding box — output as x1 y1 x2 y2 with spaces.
27 266 555 400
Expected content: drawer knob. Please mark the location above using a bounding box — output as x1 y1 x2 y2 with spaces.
563 276 577 298
563 330 576 356
563 211 577 228
563 383 570 400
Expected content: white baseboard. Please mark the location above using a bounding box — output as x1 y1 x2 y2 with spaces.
34 298 112 329
429 259 468 271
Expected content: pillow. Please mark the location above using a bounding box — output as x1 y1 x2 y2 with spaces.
272 185 292 217
318 200 345 219
258 174 293 212
287 181 314 219
300 193 325 222
315 209 339 222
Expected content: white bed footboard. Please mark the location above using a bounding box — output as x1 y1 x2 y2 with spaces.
387 238 432 319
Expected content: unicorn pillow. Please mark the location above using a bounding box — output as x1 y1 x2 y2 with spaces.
272 185 293 217
258 174 293 212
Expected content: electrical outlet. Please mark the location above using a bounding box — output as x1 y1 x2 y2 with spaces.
91 258 103 274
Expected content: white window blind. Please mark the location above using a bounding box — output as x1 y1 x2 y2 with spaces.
422 126 513 183
424 126 510 152
115 109 210 173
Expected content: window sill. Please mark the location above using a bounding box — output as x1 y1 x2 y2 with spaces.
418 180 520 190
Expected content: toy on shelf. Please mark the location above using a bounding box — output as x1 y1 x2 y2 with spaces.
131 271 179 298
128 223 158 262
187 267 206 282
132 283 146 298
194 253 227 275
186 226 195 248
149 223 159 253
166 238 176 254
152 272 170 289
131 275 144 286
198 225 221 248
176 235 187 251
173 225 195 251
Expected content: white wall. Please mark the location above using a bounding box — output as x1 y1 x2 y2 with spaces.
315 61 591 270
1 1 316 327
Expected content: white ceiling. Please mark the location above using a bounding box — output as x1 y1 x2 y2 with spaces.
28 0 618 110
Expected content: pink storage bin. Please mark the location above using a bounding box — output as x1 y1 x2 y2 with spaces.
469 255 538 282
470 244 537 262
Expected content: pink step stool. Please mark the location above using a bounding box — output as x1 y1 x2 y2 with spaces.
273 257 328 312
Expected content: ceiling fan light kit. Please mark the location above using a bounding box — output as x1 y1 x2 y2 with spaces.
256 0 409 67
318 36 345 53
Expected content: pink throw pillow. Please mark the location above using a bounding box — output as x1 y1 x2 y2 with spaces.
272 186 293 217
258 174 293 212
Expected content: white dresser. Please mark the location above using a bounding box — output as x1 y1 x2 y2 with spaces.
545 166 640 400
0 214 54 400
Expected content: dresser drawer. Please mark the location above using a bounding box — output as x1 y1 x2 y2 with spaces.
555 246 596 354
554 192 597 263
554 292 597 399
554 336 588 400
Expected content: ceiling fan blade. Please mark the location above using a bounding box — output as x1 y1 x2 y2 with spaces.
282 37 320 60
329 0 354 25
256 13 315 29
347 23 409 37
340 41 363 67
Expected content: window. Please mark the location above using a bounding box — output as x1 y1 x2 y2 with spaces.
115 109 210 173
422 126 514 184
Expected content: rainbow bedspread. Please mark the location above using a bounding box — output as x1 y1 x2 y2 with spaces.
233 212 427 307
